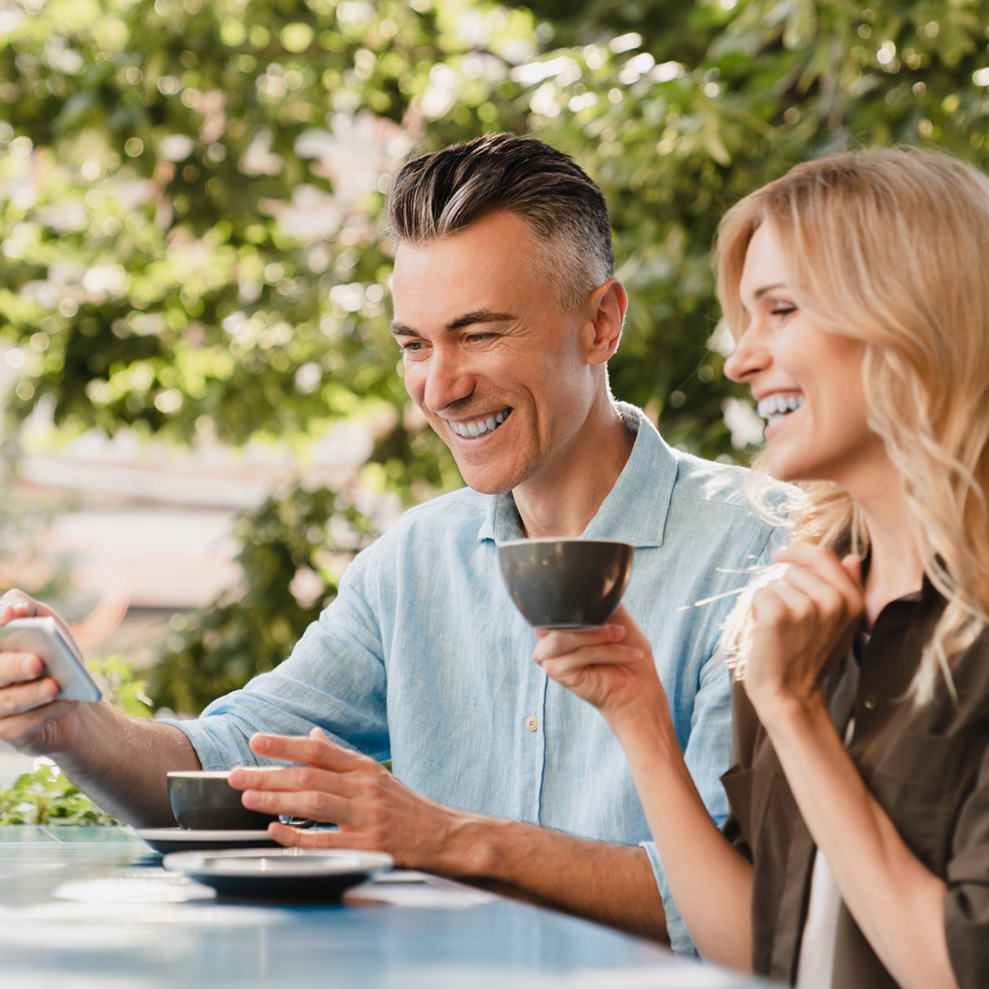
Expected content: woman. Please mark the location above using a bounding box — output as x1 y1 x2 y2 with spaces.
533 148 989 989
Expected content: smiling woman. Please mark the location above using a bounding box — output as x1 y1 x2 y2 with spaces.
532 148 989 989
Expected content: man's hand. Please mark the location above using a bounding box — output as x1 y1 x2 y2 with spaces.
227 728 469 872
0 590 85 755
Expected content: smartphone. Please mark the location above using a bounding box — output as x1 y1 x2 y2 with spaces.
0 617 102 702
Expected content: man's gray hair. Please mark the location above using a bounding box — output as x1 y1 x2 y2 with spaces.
386 133 615 311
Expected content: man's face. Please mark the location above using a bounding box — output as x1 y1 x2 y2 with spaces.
391 211 601 496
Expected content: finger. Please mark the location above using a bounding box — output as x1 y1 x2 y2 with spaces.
0 650 47 686
229 764 348 796
777 558 863 620
750 585 790 625
532 624 625 660
840 553 863 586
241 786 352 825
0 591 41 626
249 731 363 772
775 566 848 619
0 676 60 716
536 644 643 675
772 545 863 597
0 698 76 746
268 823 361 850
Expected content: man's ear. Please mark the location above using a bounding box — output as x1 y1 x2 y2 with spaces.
582 279 627 366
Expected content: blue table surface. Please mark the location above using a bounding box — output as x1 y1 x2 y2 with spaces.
0 825 774 988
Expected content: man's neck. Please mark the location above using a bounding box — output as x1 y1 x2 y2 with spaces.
513 402 635 539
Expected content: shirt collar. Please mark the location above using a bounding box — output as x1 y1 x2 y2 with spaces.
478 403 676 548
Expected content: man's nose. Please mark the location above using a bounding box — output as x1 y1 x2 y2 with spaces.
422 346 475 412
723 321 770 383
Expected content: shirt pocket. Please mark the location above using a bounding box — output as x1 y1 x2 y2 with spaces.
867 730 969 874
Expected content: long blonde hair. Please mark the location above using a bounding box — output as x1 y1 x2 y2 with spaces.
716 148 989 702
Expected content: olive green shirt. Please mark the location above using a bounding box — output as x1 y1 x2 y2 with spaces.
722 578 989 988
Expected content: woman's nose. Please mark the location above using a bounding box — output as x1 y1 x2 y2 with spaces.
723 321 770 383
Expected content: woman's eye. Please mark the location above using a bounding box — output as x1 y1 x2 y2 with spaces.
771 306 796 318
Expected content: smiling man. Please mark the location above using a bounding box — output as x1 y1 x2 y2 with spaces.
0 134 784 950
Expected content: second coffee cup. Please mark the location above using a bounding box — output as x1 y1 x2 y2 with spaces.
167 770 278 831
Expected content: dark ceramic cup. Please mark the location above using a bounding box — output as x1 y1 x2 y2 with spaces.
167 770 278 831
497 538 634 630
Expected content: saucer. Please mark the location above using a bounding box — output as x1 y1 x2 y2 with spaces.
130 827 278 855
162 847 394 901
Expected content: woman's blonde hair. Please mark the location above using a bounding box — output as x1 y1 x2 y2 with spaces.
716 148 989 702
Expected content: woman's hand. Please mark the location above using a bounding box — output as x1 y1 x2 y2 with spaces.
532 605 667 725
744 545 864 721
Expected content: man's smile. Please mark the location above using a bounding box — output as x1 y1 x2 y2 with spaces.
447 408 512 439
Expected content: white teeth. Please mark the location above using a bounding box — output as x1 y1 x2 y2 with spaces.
756 394 804 424
450 410 510 438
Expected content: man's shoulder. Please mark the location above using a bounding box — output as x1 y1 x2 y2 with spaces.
372 486 491 546
667 449 790 528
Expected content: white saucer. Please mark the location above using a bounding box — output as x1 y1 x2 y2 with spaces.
130 827 278 854
162 847 393 901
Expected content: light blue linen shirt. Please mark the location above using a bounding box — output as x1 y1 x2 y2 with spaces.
168 403 784 951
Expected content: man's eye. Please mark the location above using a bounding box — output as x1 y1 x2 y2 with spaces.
401 341 425 353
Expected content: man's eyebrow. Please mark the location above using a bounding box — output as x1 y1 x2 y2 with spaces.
447 310 516 330
389 311 517 337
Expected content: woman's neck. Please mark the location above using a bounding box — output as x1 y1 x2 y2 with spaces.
857 486 925 627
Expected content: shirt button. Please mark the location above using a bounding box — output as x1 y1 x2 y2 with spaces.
525 716 539 731
863 695 879 711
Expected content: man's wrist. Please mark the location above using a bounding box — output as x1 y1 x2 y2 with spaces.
429 810 511 881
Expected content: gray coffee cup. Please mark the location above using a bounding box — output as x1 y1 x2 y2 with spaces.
497 538 634 630
167 770 277 831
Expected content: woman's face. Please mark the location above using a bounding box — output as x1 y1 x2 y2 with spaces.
723 224 887 491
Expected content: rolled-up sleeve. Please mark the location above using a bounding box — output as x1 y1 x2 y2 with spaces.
161 547 389 769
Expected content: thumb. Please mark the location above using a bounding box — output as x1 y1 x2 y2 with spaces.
840 553 863 588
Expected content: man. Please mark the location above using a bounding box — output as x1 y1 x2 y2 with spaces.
0 134 782 950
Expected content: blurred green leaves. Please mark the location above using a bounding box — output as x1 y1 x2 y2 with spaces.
4 0 988 467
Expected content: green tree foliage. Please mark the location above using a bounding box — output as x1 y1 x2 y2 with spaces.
2 0 989 708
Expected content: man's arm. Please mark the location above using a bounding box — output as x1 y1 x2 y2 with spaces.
438 814 669 942
50 703 201 826
228 729 669 942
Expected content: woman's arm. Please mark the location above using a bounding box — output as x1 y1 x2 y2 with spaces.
744 545 959 989
534 610 754 968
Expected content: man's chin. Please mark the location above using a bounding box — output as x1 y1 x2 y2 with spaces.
451 462 518 497
460 475 515 496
